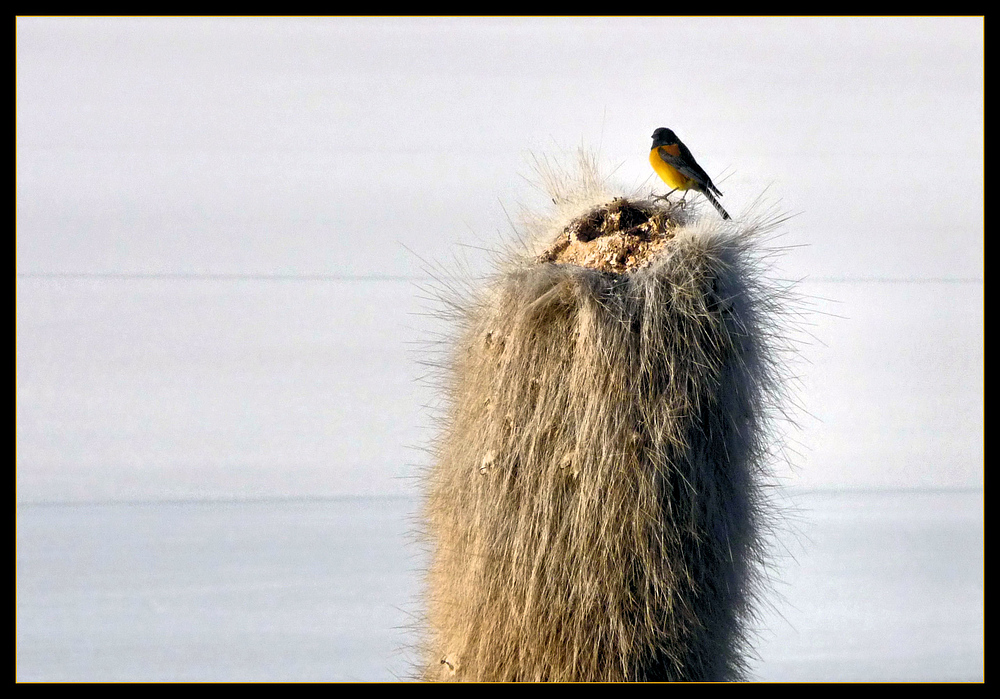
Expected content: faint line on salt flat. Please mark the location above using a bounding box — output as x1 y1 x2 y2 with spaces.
804 276 983 284
14 273 986 284
16 493 418 508
16 487 982 509
15 272 429 282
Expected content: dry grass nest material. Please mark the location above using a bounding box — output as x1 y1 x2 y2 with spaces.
537 197 682 274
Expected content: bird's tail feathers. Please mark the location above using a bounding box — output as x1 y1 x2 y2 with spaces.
702 189 731 220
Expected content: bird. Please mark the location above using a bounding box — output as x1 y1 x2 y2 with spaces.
649 127 730 220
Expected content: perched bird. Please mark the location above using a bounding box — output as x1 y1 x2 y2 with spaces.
649 127 730 220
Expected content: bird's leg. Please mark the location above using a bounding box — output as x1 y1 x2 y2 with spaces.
652 187 679 202
678 191 689 208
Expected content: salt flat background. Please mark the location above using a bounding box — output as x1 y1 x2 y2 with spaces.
15 276 984 682
17 17 982 682
16 491 983 682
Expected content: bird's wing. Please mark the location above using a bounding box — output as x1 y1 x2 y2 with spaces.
657 145 722 196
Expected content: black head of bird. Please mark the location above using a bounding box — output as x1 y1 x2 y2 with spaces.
651 128 678 148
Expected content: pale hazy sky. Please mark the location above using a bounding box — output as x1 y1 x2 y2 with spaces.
18 17 984 280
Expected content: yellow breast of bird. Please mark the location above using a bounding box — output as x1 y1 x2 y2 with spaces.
649 146 695 191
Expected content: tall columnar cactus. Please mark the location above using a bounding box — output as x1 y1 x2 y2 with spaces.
420 160 790 682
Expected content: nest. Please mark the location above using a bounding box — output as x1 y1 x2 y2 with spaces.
537 198 683 274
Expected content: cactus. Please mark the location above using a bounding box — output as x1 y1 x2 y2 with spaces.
419 157 790 682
